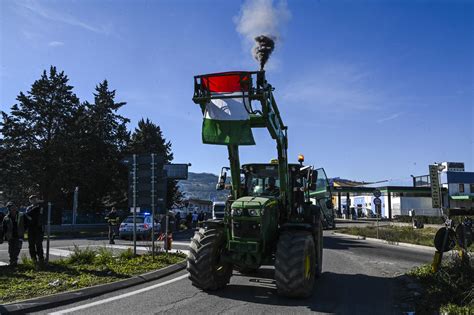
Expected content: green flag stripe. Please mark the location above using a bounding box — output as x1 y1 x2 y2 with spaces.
202 118 255 145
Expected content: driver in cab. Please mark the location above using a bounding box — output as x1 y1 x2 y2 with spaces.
264 177 280 197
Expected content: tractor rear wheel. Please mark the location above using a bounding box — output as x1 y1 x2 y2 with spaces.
187 228 232 290
275 231 316 298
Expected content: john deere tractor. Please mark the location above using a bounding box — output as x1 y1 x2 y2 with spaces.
187 71 332 298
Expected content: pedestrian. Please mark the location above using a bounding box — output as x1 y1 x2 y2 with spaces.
198 211 204 227
175 211 181 231
0 202 25 266
105 207 119 244
186 212 192 229
25 195 45 266
192 211 198 228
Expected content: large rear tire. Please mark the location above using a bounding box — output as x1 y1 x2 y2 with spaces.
275 231 316 298
187 228 232 290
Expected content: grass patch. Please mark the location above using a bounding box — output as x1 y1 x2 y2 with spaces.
337 225 438 247
0 248 185 304
408 254 473 313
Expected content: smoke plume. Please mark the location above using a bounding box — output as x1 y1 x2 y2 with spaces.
235 0 291 70
253 35 275 70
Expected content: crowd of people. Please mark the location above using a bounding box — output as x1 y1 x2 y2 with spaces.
0 195 45 267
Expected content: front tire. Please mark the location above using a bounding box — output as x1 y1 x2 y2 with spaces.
187 228 232 290
275 231 316 298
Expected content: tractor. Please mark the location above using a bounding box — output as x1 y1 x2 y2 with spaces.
187 71 332 298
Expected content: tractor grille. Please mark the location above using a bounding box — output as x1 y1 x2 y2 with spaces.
232 220 261 239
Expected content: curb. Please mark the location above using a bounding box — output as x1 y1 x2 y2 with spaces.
1 260 187 314
332 232 436 252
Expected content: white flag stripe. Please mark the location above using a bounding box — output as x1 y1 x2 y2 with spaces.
204 92 251 121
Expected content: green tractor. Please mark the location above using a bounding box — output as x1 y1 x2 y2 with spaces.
187 71 332 298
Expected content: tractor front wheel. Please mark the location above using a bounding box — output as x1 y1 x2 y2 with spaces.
275 231 316 298
187 228 232 290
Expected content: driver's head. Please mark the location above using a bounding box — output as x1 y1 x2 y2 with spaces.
268 177 276 188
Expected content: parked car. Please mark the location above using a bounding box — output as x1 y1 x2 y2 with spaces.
119 214 160 240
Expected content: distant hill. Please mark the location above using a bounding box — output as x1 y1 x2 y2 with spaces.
178 173 369 201
178 172 229 201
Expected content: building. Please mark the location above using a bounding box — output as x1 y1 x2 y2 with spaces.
334 186 440 219
182 198 212 214
440 162 474 209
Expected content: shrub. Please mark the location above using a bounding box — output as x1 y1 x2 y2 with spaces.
119 248 135 260
95 247 114 265
394 215 444 224
68 245 96 265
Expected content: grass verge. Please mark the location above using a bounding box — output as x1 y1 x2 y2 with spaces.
337 225 437 247
0 247 185 304
408 254 473 313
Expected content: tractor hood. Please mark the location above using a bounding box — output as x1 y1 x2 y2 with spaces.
231 196 273 209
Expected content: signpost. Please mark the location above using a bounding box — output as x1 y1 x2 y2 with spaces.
122 154 190 256
429 164 441 209
133 154 137 256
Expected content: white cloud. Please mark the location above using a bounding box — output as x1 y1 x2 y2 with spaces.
17 0 113 35
48 41 64 47
377 112 404 123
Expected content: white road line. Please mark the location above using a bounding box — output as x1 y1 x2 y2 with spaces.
48 273 189 315
49 248 74 257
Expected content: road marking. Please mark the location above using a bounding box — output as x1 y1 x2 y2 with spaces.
49 273 189 315
49 248 74 257
102 244 189 255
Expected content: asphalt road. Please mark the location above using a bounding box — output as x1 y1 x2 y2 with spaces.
34 232 434 315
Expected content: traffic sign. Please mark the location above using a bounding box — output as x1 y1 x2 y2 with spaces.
373 189 381 198
429 164 441 208
373 197 382 206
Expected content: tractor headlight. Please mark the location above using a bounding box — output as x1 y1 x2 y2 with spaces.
249 209 259 216
232 208 242 216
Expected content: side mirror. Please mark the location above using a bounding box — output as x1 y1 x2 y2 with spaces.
216 167 229 190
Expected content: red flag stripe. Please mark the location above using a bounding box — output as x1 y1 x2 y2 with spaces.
201 72 251 93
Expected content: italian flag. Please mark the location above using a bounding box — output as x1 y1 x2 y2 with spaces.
201 72 255 145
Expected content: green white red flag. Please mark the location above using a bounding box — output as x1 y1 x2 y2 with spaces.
201 72 255 145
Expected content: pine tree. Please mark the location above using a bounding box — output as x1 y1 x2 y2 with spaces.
128 119 183 209
0 66 81 209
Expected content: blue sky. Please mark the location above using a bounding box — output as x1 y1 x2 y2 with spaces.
1 0 473 183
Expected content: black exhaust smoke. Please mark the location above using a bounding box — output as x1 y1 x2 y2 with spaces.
253 35 275 71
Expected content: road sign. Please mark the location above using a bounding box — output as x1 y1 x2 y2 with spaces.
429 164 441 208
164 163 189 180
373 189 381 198
373 197 382 206
122 154 165 165
130 207 141 213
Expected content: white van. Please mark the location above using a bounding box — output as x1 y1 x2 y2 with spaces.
212 201 226 220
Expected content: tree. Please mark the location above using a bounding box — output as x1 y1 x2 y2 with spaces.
0 68 131 221
128 119 183 209
0 66 81 209
77 80 130 209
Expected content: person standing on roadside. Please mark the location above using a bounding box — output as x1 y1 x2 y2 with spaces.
105 207 119 244
0 202 25 266
192 211 198 229
25 195 45 266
